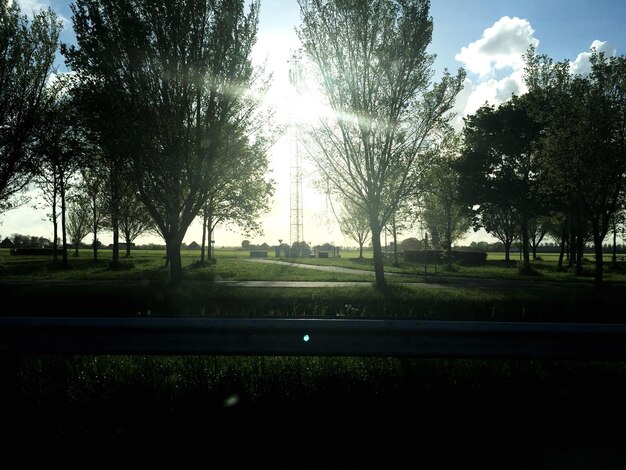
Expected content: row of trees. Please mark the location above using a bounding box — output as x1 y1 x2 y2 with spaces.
305 2 624 286
0 0 274 281
299 0 465 287
458 47 626 283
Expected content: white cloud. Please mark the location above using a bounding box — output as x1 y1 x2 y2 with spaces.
455 16 539 78
570 40 617 76
452 16 537 124
462 69 526 116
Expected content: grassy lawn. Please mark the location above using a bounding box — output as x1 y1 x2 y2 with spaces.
0 248 374 282
276 249 626 283
4 247 625 284
2 247 625 321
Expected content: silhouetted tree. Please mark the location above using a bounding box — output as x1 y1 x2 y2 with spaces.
421 129 470 259
337 199 370 258
34 83 84 267
298 0 465 289
64 0 262 282
0 2 60 212
526 47 626 283
528 217 548 260
117 184 154 258
458 96 543 268
199 122 275 261
67 194 91 256
77 166 107 262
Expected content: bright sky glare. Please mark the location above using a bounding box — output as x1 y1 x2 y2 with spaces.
2 0 625 248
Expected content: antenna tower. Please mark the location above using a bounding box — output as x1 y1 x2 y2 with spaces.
288 49 304 248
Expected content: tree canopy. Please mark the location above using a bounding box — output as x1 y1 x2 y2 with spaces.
298 0 464 288
0 2 61 212
64 0 265 281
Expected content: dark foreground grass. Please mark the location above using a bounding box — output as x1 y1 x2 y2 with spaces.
2 282 625 323
2 354 626 467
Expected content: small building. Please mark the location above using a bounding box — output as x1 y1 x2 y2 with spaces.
0 238 15 249
187 241 201 250
313 243 340 258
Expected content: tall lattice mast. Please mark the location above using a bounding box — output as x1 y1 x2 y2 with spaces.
288 49 304 247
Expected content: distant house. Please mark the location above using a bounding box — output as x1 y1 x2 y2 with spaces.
187 241 201 250
0 238 15 249
313 243 340 258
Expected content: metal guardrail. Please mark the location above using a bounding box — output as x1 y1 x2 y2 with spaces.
2 317 626 359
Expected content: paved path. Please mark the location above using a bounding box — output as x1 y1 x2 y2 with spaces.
0 278 443 289
243 258 582 290
245 258 388 275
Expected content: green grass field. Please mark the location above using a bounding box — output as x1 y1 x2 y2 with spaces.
2 246 625 321
3 246 625 283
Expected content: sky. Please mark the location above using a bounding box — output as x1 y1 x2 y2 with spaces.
2 0 626 248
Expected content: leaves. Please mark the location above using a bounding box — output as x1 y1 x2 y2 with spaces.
0 3 61 211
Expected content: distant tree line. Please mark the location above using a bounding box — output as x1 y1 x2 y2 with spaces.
457 47 626 283
316 1 625 286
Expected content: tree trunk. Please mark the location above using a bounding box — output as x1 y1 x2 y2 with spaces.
60 175 68 268
200 209 207 262
52 172 58 265
444 205 452 258
110 163 120 266
92 194 98 262
444 227 452 259
391 220 399 267
52 206 58 264
74 243 79 257
207 210 213 258
521 215 530 268
125 233 131 258
430 227 439 252
558 223 567 271
166 234 183 283
594 231 604 285
504 241 511 261
612 218 617 267
358 241 363 259
370 224 386 290
112 215 119 265
568 230 576 268
575 233 584 276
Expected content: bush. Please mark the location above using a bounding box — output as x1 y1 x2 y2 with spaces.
106 260 135 271
450 251 487 266
403 250 442 263
189 258 217 269
517 263 542 276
